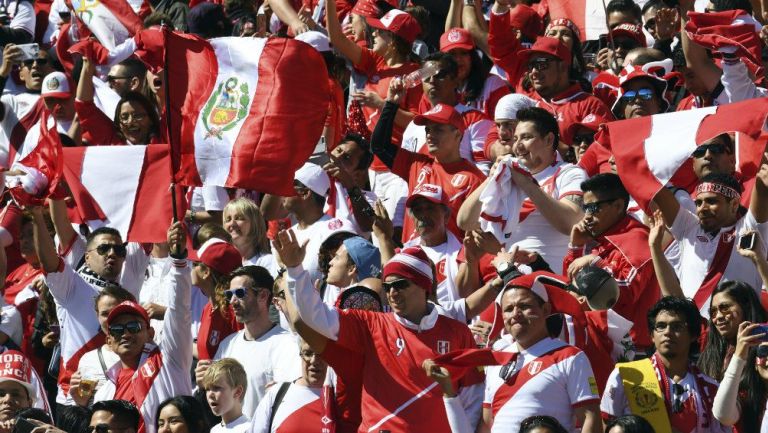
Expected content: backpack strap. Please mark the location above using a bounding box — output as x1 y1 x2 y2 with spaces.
268 382 292 432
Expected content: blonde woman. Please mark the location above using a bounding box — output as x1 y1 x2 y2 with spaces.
223 198 279 277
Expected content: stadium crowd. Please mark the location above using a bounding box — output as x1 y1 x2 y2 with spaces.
0 0 765 431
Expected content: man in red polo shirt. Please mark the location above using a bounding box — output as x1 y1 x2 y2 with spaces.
371 95 485 242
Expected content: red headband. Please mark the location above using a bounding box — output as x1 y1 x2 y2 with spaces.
695 182 740 200
546 18 581 40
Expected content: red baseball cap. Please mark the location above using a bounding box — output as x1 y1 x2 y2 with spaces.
413 104 466 131
188 238 242 276
440 28 474 52
520 36 572 67
366 9 422 44
0 351 36 399
405 183 449 208
610 23 646 48
508 4 543 41
107 301 150 326
351 0 397 18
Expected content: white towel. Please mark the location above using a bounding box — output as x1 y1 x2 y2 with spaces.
478 156 533 247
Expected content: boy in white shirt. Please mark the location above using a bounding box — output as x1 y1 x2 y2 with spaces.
203 358 250 433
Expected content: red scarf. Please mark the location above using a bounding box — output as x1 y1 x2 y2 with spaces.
692 227 736 310
651 353 717 433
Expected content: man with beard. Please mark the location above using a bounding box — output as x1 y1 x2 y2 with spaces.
203 266 301 416
653 160 768 318
601 297 730 433
564 173 658 349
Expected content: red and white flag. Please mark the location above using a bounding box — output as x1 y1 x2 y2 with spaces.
547 0 607 41
609 98 768 211
160 31 330 196
68 0 150 50
61 144 185 243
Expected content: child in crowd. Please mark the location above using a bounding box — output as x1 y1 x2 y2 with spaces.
203 358 250 433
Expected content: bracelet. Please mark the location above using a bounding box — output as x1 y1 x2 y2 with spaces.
188 211 197 224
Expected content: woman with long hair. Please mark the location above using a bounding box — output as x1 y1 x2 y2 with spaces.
700 280 767 432
156 396 210 433
222 198 278 277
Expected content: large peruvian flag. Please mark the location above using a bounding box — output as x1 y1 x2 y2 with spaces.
547 0 607 41
61 145 185 243
68 0 149 49
160 32 330 197
609 98 768 211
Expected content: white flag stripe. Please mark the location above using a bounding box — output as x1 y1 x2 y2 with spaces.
584 0 608 41
192 37 266 186
644 106 717 186
81 146 145 238
70 0 131 50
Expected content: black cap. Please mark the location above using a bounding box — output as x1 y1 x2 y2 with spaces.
572 266 619 310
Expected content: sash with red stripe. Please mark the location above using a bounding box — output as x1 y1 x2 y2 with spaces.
60 332 106 396
692 228 736 310
8 98 45 164
132 348 162 433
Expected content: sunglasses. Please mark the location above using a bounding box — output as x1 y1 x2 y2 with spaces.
382 279 410 292
692 143 728 158
582 198 618 214
526 58 557 72
22 58 48 67
107 75 130 83
644 19 656 32
90 243 127 258
108 320 143 338
224 287 248 299
620 88 655 103
573 133 595 145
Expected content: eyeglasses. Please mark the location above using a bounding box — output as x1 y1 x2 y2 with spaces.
382 279 411 292
573 133 595 145
582 198 618 214
526 57 558 72
709 301 735 318
692 143 728 158
653 321 688 333
22 58 48 67
108 320 143 338
89 243 127 258
300 349 318 361
119 112 147 124
107 75 130 83
620 88 655 103
671 383 684 413
224 287 248 299
87 424 133 433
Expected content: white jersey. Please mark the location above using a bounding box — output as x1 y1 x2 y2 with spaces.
243 252 280 278
506 160 586 273
669 207 768 317
214 326 302 417
211 414 250 433
250 383 323 433
484 337 599 433
70 345 120 406
323 181 378 236
140 256 172 344
403 232 462 306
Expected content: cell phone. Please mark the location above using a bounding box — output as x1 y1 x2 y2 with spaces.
750 323 768 341
598 34 609 51
308 136 330 167
13 418 37 433
49 325 60 336
16 43 39 62
739 232 757 250
757 345 768 358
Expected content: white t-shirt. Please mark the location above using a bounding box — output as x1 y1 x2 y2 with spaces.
244 253 280 278
506 161 587 274
213 326 302 417
67 345 120 405
484 337 599 433
403 233 462 306
211 414 250 433
669 207 768 317
287 215 333 284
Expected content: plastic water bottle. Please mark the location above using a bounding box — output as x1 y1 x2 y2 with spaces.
401 62 441 88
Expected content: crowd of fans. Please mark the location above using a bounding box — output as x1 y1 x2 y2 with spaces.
0 0 765 431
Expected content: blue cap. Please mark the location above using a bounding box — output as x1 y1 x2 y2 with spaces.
342 237 381 280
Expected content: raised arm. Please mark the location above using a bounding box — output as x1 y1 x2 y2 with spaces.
651 186 681 228
31 206 60 273
750 153 768 223
270 0 309 36
279 275 328 354
648 210 684 298
461 0 490 55
76 57 95 103
47 198 78 253
679 0 722 97
325 0 363 65
160 222 193 371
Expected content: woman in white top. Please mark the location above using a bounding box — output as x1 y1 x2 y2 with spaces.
222 198 279 276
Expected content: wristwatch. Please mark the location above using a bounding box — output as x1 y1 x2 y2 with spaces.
463 0 475 6
495 261 523 287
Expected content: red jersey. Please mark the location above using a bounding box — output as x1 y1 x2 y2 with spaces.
196 302 241 361
354 48 422 171
531 84 614 147
392 150 485 242
334 309 484 433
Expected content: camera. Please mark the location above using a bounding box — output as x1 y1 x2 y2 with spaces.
750 323 768 342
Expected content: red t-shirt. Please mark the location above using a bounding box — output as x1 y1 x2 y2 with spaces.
196 302 241 361
354 48 423 171
531 84 615 146
392 151 485 242
334 310 484 433
114 367 137 403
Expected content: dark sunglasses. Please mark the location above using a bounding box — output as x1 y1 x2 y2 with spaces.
22 58 48 67
91 243 127 258
573 133 595 145
582 198 618 214
224 287 248 299
526 58 557 72
382 279 410 292
425 69 451 81
106 75 130 83
692 143 728 158
620 88 655 103
108 321 143 338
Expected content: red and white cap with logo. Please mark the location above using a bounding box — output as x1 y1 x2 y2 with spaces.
0 350 36 399
107 300 151 326
440 28 474 52
188 238 242 276
405 183 449 208
413 104 466 131
609 23 646 47
382 246 434 292
611 63 670 117
41 71 72 99
366 9 422 44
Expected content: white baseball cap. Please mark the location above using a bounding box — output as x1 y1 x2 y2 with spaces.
295 31 332 53
294 162 330 196
41 71 71 99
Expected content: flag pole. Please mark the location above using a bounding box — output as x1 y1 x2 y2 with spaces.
162 24 182 255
